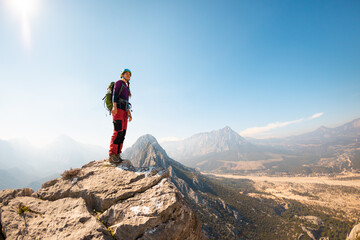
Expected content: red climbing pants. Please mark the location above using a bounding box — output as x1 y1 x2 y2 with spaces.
109 109 128 156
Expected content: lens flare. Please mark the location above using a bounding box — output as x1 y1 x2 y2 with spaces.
5 0 40 49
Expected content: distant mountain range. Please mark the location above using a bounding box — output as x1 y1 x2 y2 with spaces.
2 117 359 190
250 117 360 146
160 118 360 174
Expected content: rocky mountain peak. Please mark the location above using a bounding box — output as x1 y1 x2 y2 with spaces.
0 160 203 240
197 126 248 150
159 126 253 168
220 125 232 132
316 125 329 133
123 135 175 169
135 134 159 145
125 134 167 156
212 126 247 141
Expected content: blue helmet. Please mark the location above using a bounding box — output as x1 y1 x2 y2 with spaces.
121 68 132 78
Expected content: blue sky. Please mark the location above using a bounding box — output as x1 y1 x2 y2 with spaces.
0 0 359 150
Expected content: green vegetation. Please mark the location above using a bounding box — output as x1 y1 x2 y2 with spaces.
263 155 335 175
95 213 115 239
18 204 30 214
290 190 319 200
312 183 360 195
281 199 354 239
108 227 115 237
17 203 42 216
207 176 258 193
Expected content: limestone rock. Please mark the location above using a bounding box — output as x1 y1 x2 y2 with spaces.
298 215 323 225
0 188 33 206
0 188 34 240
34 160 170 212
0 160 203 240
1 196 112 240
301 224 317 240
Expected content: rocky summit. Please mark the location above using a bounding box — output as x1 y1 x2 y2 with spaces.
0 160 203 240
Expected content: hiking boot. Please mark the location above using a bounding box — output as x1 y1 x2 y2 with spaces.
118 154 124 162
109 154 122 165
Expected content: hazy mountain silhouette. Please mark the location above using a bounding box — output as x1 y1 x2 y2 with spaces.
160 126 285 172
285 117 360 145
160 118 360 174
161 126 250 159
248 117 360 146
0 135 107 190
0 169 21 190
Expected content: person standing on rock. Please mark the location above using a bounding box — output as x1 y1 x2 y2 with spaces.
109 69 133 164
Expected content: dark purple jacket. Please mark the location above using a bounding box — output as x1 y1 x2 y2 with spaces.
112 80 130 103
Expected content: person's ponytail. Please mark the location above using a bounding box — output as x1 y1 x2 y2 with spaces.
128 81 132 97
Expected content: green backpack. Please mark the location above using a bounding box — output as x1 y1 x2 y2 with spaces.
103 82 115 115
102 81 126 115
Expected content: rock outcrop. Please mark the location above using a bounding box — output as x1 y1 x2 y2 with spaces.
347 223 360 240
0 160 203 240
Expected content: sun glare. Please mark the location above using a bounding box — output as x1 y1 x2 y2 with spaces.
5 0 40 49
7 0 39 17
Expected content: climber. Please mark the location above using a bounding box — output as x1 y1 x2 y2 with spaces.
108 69 133 164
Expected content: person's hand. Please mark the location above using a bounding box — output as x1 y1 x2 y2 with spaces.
112 105 117 115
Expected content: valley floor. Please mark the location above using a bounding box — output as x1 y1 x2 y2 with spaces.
203 172 360 187
203 172 360 221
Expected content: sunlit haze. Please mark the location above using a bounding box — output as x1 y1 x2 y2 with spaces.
0 1 359 149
